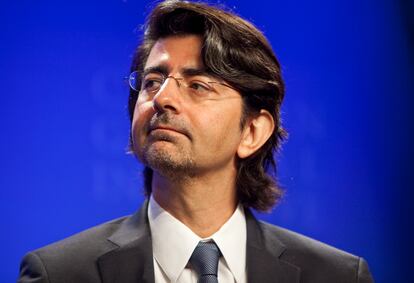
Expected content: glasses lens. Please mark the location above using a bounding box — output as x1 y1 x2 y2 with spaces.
129 71 140 91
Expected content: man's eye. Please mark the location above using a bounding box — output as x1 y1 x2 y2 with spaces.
142 78 163 92
188 81 212 94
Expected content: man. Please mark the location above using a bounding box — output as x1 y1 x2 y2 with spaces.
18 1 374 282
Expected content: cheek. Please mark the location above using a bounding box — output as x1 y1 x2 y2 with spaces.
135 96 153 116
192 104 243 147
131 99 154 144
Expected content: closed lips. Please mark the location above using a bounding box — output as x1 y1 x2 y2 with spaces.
148 125 190 139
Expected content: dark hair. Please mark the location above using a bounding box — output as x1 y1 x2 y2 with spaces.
128 0 287 212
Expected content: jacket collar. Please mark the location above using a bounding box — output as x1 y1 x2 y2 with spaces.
96 202 300 283
97 202 155 283
245 209 301 283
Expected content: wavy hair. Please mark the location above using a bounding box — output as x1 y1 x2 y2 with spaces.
128 0 287 212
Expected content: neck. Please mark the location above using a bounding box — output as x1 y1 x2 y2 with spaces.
151 169 238 238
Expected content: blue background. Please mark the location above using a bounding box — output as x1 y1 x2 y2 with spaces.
1 0 413 282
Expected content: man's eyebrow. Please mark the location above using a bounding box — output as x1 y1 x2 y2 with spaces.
180 67 210 77
142 66 212 78
142 65 169 77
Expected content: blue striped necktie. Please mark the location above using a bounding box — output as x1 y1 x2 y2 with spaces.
189 241 221 283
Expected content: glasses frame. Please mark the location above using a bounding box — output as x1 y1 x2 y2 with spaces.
127 71 236 94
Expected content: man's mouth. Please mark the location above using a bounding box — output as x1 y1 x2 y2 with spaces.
149 126 183 135
147 123 191 140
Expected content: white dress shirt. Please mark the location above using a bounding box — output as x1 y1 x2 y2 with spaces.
148 196 247 283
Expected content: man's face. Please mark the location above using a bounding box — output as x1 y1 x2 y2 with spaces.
131 35 245 178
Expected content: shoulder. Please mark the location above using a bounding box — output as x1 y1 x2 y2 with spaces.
18 216 131 283
259 220 356 260
35 215 129 257
257 220 373 282
18 202 151 283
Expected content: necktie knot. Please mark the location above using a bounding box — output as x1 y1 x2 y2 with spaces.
189 241 220 283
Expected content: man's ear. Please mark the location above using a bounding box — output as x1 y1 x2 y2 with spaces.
237 110 275 159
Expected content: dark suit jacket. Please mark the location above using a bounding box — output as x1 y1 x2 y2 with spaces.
18 203 374 283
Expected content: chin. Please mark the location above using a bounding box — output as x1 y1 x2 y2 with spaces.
143 146 194 174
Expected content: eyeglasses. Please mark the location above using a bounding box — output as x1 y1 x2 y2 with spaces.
128 71 239 103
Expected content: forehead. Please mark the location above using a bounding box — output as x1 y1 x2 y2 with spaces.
144 35 204 72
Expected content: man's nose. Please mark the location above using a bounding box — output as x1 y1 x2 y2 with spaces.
152 77 182 113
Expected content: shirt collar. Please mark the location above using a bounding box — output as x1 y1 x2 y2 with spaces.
148 196 247 283
210 202 246 283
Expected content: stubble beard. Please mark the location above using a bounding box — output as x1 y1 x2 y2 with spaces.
138 138 197 181
133 112 198 180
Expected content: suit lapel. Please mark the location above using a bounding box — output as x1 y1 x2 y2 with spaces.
245 209 301 283
96 202 300 283
97 202 155 283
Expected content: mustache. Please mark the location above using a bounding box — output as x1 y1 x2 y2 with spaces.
147 113 192 140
